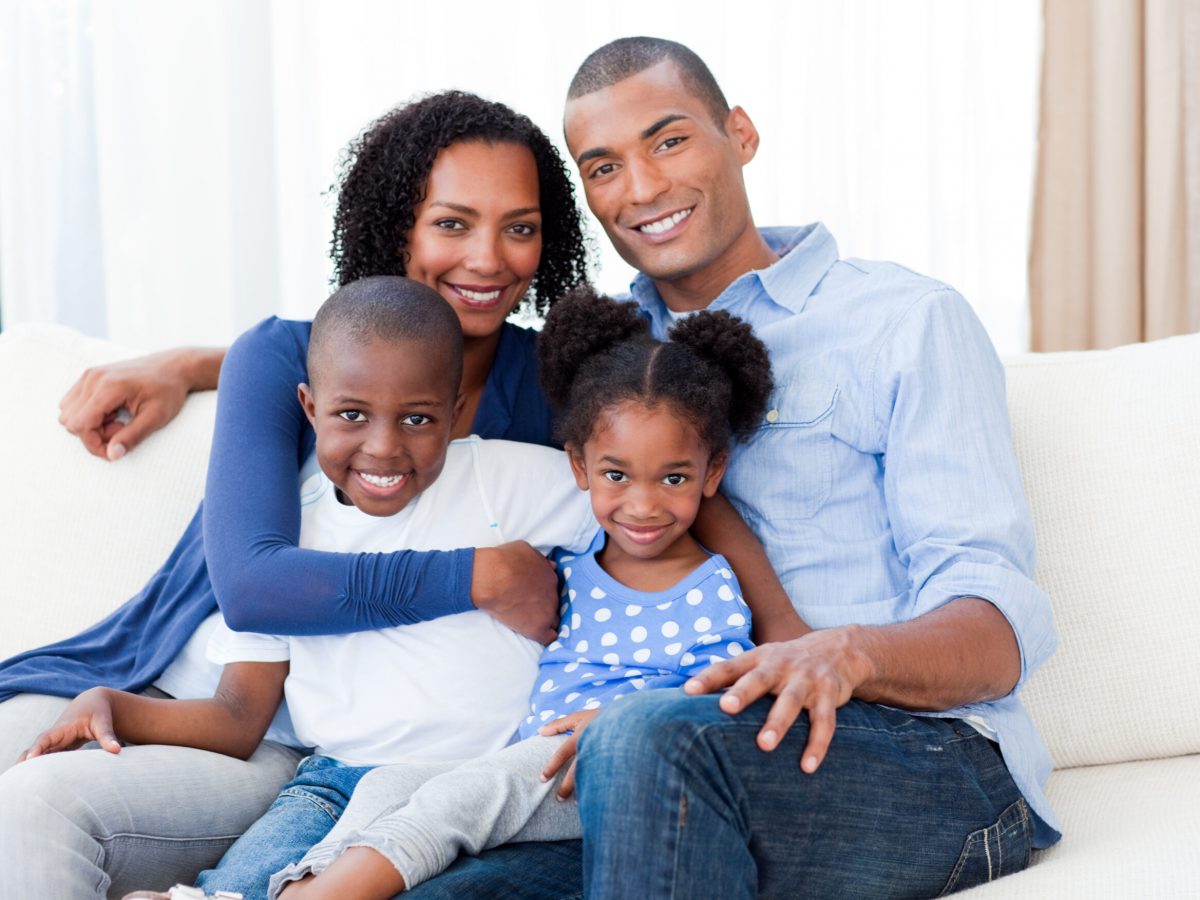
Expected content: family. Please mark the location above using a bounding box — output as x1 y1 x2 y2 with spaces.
0 36 1060 899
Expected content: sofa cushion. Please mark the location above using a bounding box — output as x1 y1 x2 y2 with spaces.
1004 332 1200 769
0 325 215 662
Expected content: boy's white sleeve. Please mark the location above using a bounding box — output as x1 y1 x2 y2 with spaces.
479 440 597 554
206 619 291 665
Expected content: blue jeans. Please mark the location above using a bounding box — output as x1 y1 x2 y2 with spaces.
196 755 372 900
407 691 1031 899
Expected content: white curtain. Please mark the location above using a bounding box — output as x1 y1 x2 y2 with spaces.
0 0 1041 354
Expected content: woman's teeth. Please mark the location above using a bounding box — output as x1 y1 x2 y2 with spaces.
639 208 692 234
458 288 502 302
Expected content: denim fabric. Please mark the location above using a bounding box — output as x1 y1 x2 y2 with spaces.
575 690 1031 899
626 224 1060 845
195 755 372 900
405 839 583 900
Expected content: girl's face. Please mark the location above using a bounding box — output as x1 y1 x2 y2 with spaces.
568 400 727 564
406 140 543 341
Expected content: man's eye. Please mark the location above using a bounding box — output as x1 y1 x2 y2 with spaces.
658 136 686 151
663 474 687 486
590 162 616 179
339 410 365 423
402 414 431 426
603 471 627 483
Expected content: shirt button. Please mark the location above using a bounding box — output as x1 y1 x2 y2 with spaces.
765 409 780 423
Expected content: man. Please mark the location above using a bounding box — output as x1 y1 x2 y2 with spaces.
411 36 1059 900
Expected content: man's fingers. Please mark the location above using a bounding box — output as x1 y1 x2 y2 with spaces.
799 694 838 773
756 684 805 752
711 661 778 715
683 650 756 696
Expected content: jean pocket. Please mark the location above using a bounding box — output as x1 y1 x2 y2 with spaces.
723 382 837 521
937 799 1032 896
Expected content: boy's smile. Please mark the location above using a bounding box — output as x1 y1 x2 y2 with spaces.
298 335 463 518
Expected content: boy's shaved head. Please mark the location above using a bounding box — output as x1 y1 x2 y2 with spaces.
308 276 464 393
567 36 730 129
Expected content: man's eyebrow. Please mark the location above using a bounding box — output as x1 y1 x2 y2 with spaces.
575 114 691 166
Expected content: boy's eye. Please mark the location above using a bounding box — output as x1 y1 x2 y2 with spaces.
338 410 365 423
402 414 431 426
662 473 688 486
602 471 627 483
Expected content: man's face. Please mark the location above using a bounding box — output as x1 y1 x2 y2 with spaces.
564 61 759 295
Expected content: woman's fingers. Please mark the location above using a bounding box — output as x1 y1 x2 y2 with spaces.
540 732 579 782
557 760 579 799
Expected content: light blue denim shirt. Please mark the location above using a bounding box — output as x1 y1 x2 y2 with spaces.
626 223 1061 847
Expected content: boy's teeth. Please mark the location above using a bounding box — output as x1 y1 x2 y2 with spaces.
359 472 403 487
639 208 692 234
459 288 502 301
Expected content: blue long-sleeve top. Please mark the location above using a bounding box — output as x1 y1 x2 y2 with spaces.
0 317 555 702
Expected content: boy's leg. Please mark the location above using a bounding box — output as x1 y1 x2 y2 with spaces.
0 734 302 899
196 756 372 900
274 737 579 897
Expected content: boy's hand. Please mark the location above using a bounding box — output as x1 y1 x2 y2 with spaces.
471 541 559 645
538 708 601 799
18 687 122 762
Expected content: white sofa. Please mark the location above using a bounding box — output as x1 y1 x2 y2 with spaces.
1 324 1198 897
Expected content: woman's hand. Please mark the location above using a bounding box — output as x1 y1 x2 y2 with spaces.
18 687 123 762
58 347 225 460
471 542 560 645
538 708 602 799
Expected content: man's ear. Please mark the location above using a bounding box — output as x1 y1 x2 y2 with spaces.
725 106 760 164
701 451 729 498
566 442 590 491
297 383 317 428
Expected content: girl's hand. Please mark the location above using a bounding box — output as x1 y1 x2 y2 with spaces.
538 708 602 799
18 687 122 762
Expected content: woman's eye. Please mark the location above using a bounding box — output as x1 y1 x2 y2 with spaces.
663 473 688 486
508 222 538 237
339 410 365 423
434 219 466 231
603 471 627 483
402 414 431 426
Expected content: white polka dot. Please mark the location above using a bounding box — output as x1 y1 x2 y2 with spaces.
592 680 606 687
631 678 647 689
571 613 582 630
560 555 576 564
584 698 601 710
594 607 612 622
540 709 556 721
717 585 735 601
603 652 620 666
569 589 577 601
574 640 589 653
719 568 732 579
560 602 568 615
623 669 642 678
632 647 652 663
726 612 746 627
661 621 680 638
525 715 534 724
694 616 712 632
550 637 565 648
686 588 704 606
630 626 647 643
728 643 744 656
625 604 641 616
601 632 618 646
664 642 682 655
699 633 720 645
563 567 573 580
612 693 624 701
680 652 696 666
557 625 569 639
565 661 580 672
565 692 581 703
656 601 672 611
609 663 622 671
540 679 556 693
591 586 607 600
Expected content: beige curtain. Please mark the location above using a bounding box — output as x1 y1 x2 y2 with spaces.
1031 0 1200 350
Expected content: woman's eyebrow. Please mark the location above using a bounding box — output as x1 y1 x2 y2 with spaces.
427 201 540 218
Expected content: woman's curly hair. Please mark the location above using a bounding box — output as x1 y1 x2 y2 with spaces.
539 287 774 456
330 91 590 316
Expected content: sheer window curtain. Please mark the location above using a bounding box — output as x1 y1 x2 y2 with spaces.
1 0 1040 354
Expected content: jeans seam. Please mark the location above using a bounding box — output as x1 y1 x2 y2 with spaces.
277 788 344 823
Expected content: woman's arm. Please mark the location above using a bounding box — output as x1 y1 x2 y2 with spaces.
204 318 558 640
59 346 227 460
691 492 810 644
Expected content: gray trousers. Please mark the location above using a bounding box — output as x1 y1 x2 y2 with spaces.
270 734 581 898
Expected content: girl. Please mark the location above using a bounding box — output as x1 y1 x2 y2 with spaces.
267 287 788 900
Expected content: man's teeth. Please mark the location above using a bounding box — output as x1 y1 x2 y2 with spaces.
458 288 502 302
639 208 692 234
359 472 404 487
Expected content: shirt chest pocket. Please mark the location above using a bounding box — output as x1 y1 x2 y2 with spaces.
724 382 838 522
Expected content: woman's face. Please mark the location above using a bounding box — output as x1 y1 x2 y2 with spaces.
406 140 543 341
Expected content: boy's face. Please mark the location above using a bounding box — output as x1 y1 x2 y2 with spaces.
298 335 463 517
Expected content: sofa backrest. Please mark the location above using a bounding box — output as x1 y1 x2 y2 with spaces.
1005 332 1200 769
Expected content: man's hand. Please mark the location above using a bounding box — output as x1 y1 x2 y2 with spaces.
471 541 559 645
18 687 122 762
538 708 601 799
684 625 875 774
58 347 222 460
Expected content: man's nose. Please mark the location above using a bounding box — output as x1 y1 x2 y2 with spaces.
626 158 670 207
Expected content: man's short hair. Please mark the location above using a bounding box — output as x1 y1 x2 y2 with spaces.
308 276 463 391
567 37 730 129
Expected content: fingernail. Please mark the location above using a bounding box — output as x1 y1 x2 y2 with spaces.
803 755 818 772
760 730 777 749
107 443 126 461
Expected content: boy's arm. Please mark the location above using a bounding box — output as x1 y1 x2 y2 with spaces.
691 492 809 643
19 661 287 763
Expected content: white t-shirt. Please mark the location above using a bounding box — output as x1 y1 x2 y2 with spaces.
206 436 596 767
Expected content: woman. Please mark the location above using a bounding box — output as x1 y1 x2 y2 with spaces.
0 90 590 899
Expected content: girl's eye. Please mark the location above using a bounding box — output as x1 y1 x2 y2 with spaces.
603 471 627 483
339 410 365 423
663 473 688 486
402 414 431 426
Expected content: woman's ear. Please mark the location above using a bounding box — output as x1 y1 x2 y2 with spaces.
701 451 729 498
297 383 317 428
566 442 590 491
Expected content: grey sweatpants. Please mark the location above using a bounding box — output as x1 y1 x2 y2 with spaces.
268 734 580 898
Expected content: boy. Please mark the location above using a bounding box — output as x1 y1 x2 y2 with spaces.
19 276 597 900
